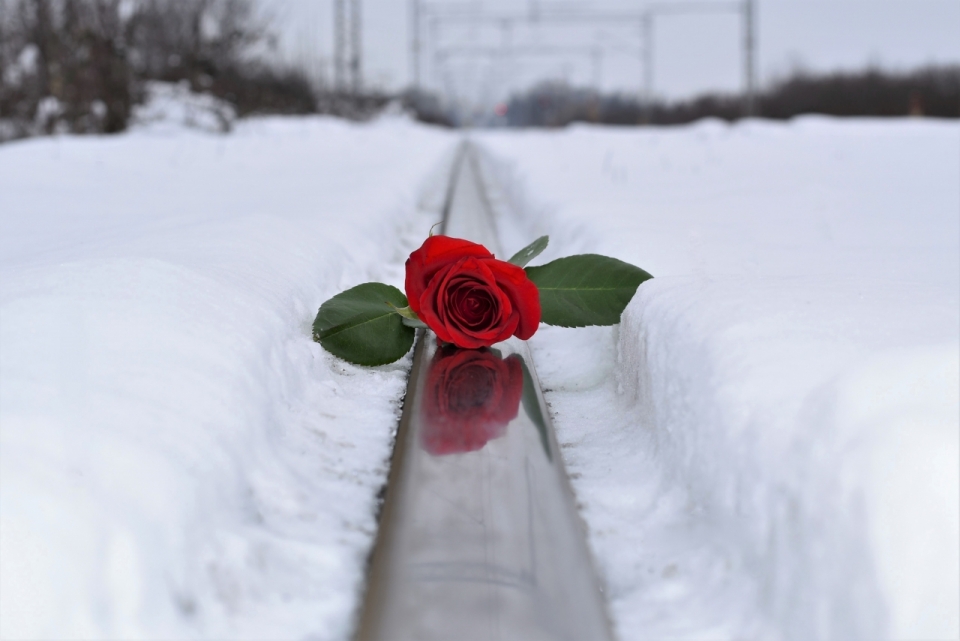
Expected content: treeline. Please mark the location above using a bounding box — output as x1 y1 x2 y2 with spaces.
0 0 329 140
505 66 960 127
9 2 946 137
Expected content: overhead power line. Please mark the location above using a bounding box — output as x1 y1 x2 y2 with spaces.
409 0 759 117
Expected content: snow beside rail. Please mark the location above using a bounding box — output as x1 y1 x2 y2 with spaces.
477 118 960 641
0 117 455 639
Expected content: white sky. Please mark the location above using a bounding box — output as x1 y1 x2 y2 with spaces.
264 0 960 102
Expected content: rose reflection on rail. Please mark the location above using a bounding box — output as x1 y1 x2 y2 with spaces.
420 344 524 456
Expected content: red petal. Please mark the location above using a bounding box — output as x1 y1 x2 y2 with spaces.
421 257 517 349
485 259 541 339
404 236 493 315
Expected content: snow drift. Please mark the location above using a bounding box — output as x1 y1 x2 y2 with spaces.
0 116 456 639
2 112 957 641
476 117 960 641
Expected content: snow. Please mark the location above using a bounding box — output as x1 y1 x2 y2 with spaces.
131 81 238 134
476 118 960 641
0 116 456 639
3 110 957 641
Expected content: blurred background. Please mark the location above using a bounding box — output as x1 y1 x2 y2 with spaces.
1 0 958 137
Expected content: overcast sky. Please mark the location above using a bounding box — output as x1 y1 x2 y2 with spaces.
264 0 960 102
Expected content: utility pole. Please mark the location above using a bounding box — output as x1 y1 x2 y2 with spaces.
590 47 602 91
350 0 363 94
334 0 362 95
334 0 346 92
411 0 421 90
430 16 441 92
743 0 756 117
641 11 653 123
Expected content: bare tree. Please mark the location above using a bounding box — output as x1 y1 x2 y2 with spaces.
0 0 133 134
127 0 267 85
0 0 318 141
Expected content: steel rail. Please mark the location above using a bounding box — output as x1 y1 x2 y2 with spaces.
353 144 613 641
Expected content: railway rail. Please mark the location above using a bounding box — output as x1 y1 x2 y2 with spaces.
353 143 614 641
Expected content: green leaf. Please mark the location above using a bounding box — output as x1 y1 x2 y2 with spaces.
526 254 653 327
507 235 549 267
392 304 429 329
401 316 428 329
313 283 416 366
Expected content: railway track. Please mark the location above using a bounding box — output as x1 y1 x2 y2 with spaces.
353 143 614 641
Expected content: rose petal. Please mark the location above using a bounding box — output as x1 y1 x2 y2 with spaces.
485 259 541 340
405 236 493 315
415 251 539 348
420 257 517 348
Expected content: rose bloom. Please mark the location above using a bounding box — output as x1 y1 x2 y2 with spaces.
421 346 524 456
405 235 541 349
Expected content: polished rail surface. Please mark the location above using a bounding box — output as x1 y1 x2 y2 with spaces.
354 144 613 641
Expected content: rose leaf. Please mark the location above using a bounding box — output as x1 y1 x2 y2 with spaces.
507 235 549 267
313 283 416 366
401 316 429 329
525 254 653 327
392 304 429 329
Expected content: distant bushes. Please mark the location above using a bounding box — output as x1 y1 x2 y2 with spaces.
0 0 136 136
505 66 960 128
0 0 457 141
400 89 456 128
8 3 946 138
126 0 317 117
0 0 318 140
761 66 960 119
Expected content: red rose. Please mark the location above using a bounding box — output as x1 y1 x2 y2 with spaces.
405 235 541 348
421 346 524 456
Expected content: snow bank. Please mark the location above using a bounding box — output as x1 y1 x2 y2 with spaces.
476 118 960 640
0 117 455 639
131 81 237 134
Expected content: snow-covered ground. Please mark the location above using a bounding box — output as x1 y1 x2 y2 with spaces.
477 118 960 641
0 116 456 639
3 111 957 641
